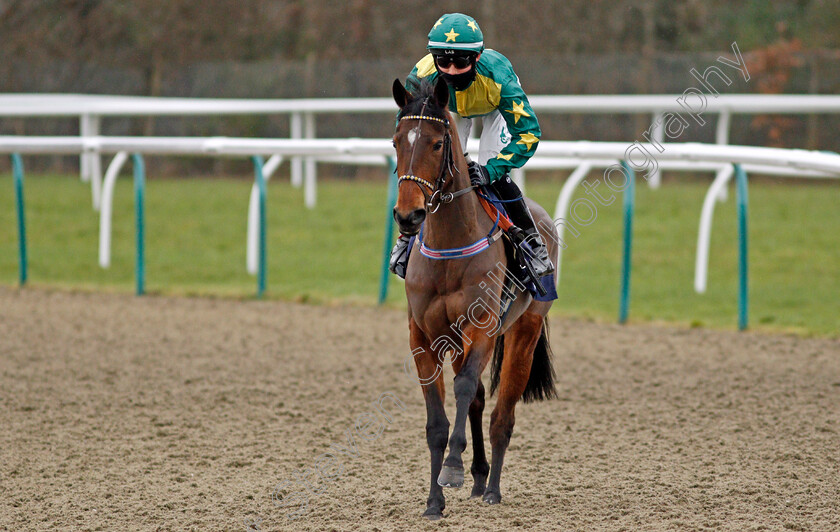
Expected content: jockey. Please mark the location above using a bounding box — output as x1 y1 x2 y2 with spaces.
390 12 554 280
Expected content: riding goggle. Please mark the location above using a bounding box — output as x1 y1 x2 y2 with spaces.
434 54 475 69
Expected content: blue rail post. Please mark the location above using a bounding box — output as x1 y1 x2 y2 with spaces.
378 157 398 304
251 156 267 298
132 154 146 296
11 154 27 286
618 161 635 324
734 164 749 331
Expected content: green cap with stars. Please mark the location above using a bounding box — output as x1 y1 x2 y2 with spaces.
427 13 484 53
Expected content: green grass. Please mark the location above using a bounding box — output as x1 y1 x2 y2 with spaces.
0 172 391 303
1 172 838 337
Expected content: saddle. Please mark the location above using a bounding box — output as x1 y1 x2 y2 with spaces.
475 187 558 304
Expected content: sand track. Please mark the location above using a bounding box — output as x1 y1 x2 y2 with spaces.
1 287 838 531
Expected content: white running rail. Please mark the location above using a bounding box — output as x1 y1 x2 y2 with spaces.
4 93 840 208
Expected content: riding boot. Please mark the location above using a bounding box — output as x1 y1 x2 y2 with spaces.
389 234 411 279
489 175 554 278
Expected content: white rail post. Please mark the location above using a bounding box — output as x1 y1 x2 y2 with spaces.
694 165 734 293
716 108 731 144
247 156 283 275
80 114 103 209
552 162 593 284
290 113 303 188
80 114 92 182
98 151 129 268
262 154 284 180
715 109 732 201
89 115 102 210
648 111 664 189
304 112 317 208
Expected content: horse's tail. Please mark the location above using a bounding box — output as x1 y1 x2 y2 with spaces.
489 335 505 397
490 318 557 403
522 319 557 403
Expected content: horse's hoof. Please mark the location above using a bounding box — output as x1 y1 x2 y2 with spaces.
422 507 444 520
437 465 465 488
482 490 502 505
470 483 486 498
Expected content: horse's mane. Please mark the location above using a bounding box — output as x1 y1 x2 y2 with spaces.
397 79 450 123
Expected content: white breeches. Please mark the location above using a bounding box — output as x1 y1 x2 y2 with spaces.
451 110 511 166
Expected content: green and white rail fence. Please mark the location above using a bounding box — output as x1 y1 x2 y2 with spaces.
3 135 839 331
4 93 840 209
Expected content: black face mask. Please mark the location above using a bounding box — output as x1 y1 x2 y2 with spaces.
439 67 477 91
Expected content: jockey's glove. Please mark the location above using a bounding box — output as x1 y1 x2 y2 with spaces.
468 161 491 187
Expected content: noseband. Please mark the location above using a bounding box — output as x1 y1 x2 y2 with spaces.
396 101 474 213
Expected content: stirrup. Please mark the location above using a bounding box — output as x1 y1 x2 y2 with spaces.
529 248 555 278
525 232 554 278
389 236 410 279
509 226 554 279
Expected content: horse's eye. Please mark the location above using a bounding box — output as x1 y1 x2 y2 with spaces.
392 140 397 148
433 141 443 151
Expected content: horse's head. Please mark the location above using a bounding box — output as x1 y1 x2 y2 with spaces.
391 77 454 236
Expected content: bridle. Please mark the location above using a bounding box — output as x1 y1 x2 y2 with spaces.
396 99 475 213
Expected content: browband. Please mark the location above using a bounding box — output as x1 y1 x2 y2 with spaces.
399 114 450 127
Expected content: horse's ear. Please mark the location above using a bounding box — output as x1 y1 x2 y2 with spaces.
393 79 411 109
433 77 449 109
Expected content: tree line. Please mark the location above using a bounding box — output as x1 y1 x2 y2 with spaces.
1 0 838 97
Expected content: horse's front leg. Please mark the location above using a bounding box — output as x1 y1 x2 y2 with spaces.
437 330 494 489
409 319 449 520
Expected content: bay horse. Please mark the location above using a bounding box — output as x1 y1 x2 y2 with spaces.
392 77 559 519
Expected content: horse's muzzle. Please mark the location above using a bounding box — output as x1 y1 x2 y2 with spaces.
394 207 426 236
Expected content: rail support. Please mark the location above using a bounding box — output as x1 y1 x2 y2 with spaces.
99 151 129 269
304 112 317 208
716 109 731 145
11 153 27 286
552 161 595 285
618 161 635 324
290 113 303 188
132 154 146 296
251 155 268 298
734 163 749 331
80 114 92 183
378 157 398 304
80 114 103 209
647 111 665 189
247 156 282 276
694 165 734 293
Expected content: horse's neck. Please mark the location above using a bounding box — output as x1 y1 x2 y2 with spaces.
422 158 489 251
423 113 491 250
